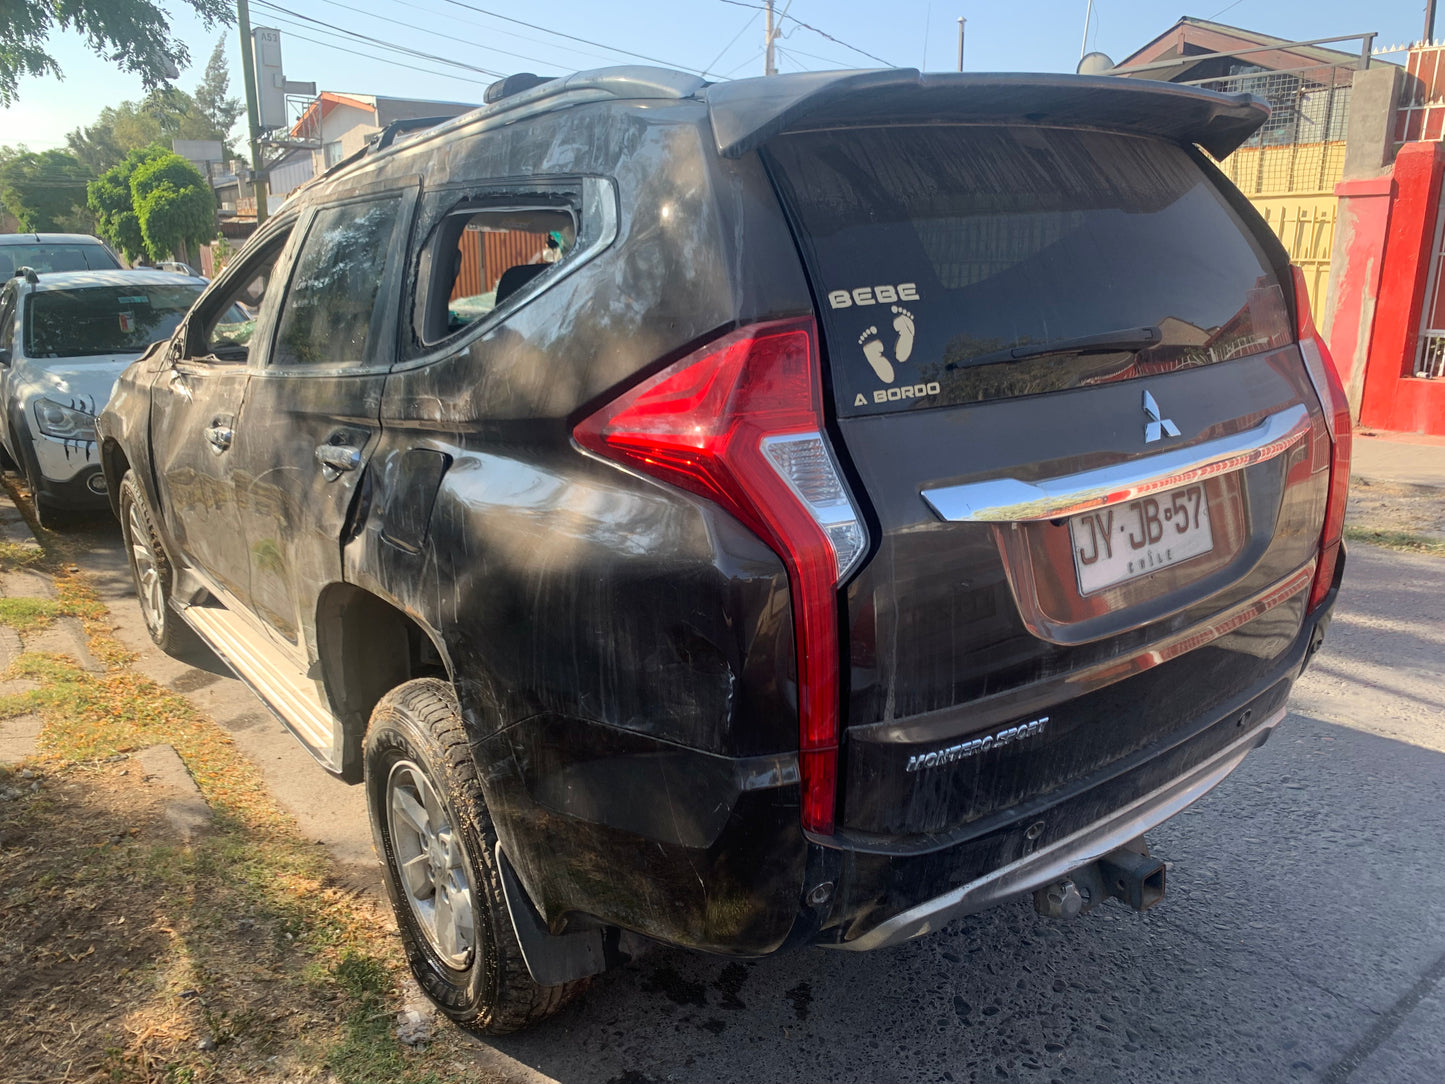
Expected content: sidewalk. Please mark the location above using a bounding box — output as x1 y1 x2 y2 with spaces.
1352 430 1445 490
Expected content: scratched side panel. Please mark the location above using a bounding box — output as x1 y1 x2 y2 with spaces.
342 102 819 951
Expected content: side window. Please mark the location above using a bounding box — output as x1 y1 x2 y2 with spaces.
198 233 293 363
417 205 577 345
272 196 403 367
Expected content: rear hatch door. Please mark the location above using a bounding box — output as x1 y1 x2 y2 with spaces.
763 120 1329 841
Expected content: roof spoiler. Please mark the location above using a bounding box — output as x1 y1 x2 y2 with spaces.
705 70 1270 160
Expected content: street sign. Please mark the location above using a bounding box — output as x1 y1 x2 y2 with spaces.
252 26 287 131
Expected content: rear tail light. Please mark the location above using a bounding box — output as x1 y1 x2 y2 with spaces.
574 319 867 834
1292 266 1351 611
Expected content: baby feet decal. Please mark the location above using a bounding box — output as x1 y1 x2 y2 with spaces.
858 306 916 384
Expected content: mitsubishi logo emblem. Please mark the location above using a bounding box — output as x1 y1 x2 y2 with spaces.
1142 391 1181 444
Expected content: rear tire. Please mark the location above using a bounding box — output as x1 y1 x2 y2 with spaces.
118 470 201 657
365 678 587 1033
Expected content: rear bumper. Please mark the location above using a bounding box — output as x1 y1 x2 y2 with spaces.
828 704 1284 950
811 571 1342 950
487 569 1340 959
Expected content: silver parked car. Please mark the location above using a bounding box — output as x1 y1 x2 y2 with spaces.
0 269 219 525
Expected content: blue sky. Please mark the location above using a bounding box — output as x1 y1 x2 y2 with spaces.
0 0 1423 151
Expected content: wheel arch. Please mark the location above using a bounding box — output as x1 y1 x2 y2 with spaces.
314 582 453 783
100 437 130 518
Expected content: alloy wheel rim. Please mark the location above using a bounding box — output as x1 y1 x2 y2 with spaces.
386 759 477 969
126 503 165 636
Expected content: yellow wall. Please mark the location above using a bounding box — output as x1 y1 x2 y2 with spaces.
1213 142 1345 316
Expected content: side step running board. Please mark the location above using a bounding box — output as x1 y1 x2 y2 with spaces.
182 603 340 772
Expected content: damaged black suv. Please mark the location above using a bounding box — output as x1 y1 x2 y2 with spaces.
98 67 1351 1032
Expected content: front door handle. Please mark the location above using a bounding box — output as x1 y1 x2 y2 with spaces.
204 420 233 453
316 442 362 480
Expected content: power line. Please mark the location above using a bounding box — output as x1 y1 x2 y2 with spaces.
302 0 567 74
376 0 624 68
717 0 895 67
705 11 763 77
433 0 710 74
721 49 765 78
774 43 867 69
253 1 506 79
260 24 496 86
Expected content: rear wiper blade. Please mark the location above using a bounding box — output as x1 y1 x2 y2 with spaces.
951 326 1162 369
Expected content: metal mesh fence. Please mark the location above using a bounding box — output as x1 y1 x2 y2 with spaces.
1192 65 1353 196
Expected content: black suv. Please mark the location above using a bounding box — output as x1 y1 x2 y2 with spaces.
97 68 1352 1032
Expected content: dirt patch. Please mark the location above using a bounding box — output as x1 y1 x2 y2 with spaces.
1346 478 1445 542
0 479 508 1084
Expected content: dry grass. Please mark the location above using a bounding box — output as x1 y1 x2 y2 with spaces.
0 499 491 1083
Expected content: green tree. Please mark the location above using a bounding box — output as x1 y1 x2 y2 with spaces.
131 151 214 263
67 88 207 174
193 38 243 148
88 145 166 260
0 148 92 230
65 44 241 174
0 0 233 107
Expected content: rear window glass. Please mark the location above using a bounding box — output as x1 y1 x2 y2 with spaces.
23 284 204 358
0 243 120 277
765 126 1291 415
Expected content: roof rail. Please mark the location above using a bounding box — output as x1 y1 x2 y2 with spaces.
319 66 706 184
370 115 464 153
484 72 554 104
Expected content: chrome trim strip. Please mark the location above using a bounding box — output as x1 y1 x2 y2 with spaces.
827 706 1286 952
920 403 1311 523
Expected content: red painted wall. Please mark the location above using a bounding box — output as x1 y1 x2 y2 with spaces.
1358 141 1445 434
1325 175 1393 397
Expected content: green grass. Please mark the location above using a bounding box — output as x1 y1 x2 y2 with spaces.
326 953 446 1084
0 522 470 1081
1344 526 1445 557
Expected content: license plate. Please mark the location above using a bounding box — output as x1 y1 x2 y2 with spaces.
1069 484 1214 595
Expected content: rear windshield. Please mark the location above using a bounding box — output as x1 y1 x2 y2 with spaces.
765 126 1291 415
23 284 205 358
0 243 120 276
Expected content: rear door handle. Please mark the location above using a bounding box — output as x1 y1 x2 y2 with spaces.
204 420 233 453
316 443 363 480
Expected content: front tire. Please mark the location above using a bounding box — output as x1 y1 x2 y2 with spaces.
366 679 585 1033
118 470 200 656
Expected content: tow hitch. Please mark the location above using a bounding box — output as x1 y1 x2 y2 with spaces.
1033 837 1166 918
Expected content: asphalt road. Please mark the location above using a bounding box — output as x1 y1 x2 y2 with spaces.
70 516 1445 1084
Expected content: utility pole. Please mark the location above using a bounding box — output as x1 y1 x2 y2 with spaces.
1428 0 1439 45
765 0 777 76
957 17 965 71
237 0 269 226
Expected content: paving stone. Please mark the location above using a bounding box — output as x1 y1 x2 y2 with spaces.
0 713 42 764
134 744 212 841
28 616 102 672
0 626 21 669
0 568 55 600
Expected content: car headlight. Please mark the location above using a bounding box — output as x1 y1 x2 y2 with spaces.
33 398 96 441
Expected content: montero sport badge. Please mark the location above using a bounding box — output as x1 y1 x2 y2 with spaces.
905 716 1050 774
